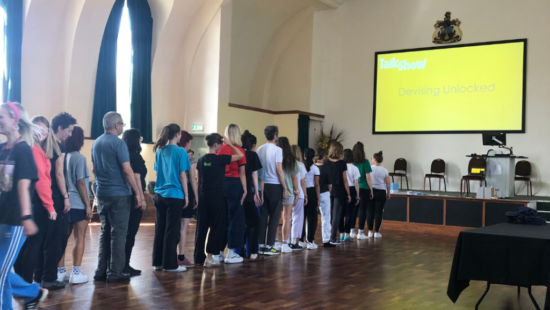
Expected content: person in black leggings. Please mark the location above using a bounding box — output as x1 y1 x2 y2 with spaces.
325 142 350 245
122 129 147 275
300 148 320 249
241 130 263 261
367 151 391 238
350 142 373 239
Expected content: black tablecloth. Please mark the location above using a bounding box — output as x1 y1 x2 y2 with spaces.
447 223 550 306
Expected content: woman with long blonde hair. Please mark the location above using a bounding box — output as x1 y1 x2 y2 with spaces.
216 124 247 264
0 102 48 308
13 116 59 284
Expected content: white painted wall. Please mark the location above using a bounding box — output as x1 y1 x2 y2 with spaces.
20 0 224 184
311 0 550 195
229 0 323 109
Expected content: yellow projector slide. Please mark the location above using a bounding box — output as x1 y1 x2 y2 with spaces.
373 39 526 133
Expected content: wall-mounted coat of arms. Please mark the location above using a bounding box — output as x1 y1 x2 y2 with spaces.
432 12 462 44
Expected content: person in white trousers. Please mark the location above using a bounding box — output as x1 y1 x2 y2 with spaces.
314 150 335 248
288 146 307 250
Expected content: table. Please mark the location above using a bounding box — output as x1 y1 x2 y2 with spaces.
447 223 550 309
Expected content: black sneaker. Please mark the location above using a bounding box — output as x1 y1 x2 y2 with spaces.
106 273 131 283
123 266 142 276
259 246 268 254
329 238 341 245
289 244 304 250
323 242 336 248
24 288 48 310
94 275 107 282
263 247 280 255
41 280 66 290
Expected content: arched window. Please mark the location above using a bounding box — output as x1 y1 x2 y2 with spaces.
116 0 133 128
91 0 153 142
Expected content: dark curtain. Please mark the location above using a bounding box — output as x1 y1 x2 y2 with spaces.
91 0 125 139
127 0 153 143
3 0 22 102
298 114 310 152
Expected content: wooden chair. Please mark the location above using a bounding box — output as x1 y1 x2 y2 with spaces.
460 156 487 196
146 181 156 217
89 180 99 222
389 158 409 190
424 159 446 192
514 160 533 196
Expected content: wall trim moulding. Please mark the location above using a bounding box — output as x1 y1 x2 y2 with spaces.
228 103 325 119
317 0 347 9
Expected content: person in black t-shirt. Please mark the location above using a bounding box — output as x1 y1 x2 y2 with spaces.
38 112 76 289
325 142 350 245
122 129 148 276
176 131 199 268
0 102 47 308
314 149 334 247
194 133 243 267
241 130 263 261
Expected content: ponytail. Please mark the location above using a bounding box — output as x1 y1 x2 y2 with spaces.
241 130 257 151
31 116 61 159
304 148 315 172
373 151 383 163
153 123 181 152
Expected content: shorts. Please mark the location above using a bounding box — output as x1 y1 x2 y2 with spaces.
182 185 195 219
283 196 295 206
69 209 87 223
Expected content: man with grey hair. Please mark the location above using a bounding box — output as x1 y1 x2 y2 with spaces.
91 112 146 282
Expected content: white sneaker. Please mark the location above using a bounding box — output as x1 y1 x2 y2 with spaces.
299 241 308 248
281 244 292 253
367 232 374 238
164 266 187 272
204 259 220 268
374 232 382 238
69 273 89 284
357 233 368 240
213 254 224 263
57 271 67 282
273 241 281 251
224 253 244 264
349 231 357 239
307 242 318 250
154 266 163 271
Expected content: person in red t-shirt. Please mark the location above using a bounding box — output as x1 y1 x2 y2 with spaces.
216 124 247 264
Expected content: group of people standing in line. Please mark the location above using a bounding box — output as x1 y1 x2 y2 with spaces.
0 104 391 309
150 122 392 269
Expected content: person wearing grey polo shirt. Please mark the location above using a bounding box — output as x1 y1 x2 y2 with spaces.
91 112 146 283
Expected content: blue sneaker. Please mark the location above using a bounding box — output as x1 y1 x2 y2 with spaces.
344 236 353 242
340 235 344 241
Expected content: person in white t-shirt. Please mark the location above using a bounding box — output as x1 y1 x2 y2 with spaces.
288 145 307 250
256 126 288 255
339 149 360 242
368 151 390 238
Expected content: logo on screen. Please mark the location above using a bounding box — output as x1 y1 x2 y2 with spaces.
379 58 427 71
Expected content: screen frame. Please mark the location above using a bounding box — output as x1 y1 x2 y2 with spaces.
372 39 527 135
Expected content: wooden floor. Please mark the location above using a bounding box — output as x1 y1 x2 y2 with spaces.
15 216 548 310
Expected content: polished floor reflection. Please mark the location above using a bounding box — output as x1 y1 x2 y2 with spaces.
15 217 547 310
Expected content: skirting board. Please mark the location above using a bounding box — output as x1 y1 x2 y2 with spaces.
383 220 471 236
